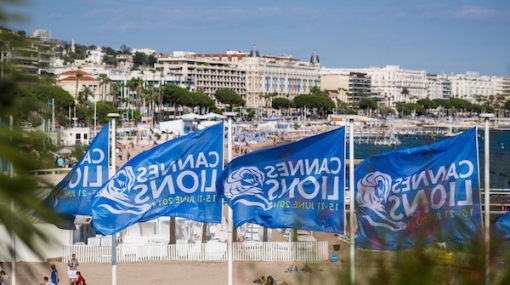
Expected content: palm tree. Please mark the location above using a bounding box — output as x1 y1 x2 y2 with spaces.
74 72 83 101
127 78 139 119
111 82 121 109
401 87 410 103
77 85 93 108
259 92 277 117
98 73 110 101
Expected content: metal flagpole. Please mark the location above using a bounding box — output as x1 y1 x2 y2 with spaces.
94 94 97 136
108 113 120 285
9 115 16 285
482 114 493 285
51 99 55 132
224 112 236 285
349 118 355 285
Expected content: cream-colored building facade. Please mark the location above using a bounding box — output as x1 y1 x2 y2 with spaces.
155 46 321 109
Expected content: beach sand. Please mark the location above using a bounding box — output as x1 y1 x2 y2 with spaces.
4 246 364 285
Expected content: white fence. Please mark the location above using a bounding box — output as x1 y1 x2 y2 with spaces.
63 241 328 263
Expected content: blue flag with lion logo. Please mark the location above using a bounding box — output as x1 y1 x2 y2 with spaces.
91 122 224 236
36 123 110 230
218 127 346 233
354 127 483 250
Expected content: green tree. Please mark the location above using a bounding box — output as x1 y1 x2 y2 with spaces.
359 98 378 112
272 97 294 110
162 84 189 119
259 92 278 117
77 86 93 108
110 82 121 108
95 101 118 125
98 73 110 101
74 72 83 99
120 44 131 54
214 88 245 111
133 52 147 67
147 54 157 67
401 87 410 101
190 91 215 114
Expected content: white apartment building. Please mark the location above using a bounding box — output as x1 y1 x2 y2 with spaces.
443 72 492 102
85 49 105 65
33 29 51 41
427 74 451 100
238 46 320 109
492 76 510 98
157 46 321 109
155 52 246 107
131 48 156 55
320 71 371 105
324 65 428 106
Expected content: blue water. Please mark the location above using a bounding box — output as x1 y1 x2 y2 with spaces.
350 129 510 189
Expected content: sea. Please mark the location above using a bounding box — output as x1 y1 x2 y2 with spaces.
349 129 510 190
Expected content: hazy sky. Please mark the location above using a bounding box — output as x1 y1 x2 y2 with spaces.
7 0 510 76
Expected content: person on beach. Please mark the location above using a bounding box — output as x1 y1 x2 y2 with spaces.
75 272 85 285
265 276 290 285
50 264 59 285
67 254 79 285
0 262 8 285
40 276 51 285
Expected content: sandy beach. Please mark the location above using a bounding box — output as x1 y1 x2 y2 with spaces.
4 230 359 285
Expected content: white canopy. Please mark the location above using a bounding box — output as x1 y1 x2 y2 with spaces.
202 112 226 119
178 113 206 120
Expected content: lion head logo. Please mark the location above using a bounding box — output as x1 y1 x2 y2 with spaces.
223 166 272 210
356 171 406 231
95 166 150 215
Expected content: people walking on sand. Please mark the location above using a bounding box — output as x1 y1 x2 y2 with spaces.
75 272 85 285
50 264 59 285
0 261 8 285
119 149 123 160
40 276 51 285
67 254 79 285
127 151 131 160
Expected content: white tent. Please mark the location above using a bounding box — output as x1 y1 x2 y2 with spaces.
202 112 226 120
179 113 206 120
56 148 72 154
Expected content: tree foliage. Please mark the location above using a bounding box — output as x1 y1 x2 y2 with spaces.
272 97 294 109
214 89 245 111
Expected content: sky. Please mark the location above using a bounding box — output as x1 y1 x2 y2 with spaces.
4 0 510 76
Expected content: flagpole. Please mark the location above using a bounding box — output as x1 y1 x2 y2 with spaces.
52 98 55 132
107 113 120 285
9 115 16 285
349 118 355 285
224 112 236 285
482 114 493 285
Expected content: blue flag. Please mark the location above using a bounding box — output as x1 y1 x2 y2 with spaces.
40 123 110 229
91 122 224 236
218 127 346 233
354 127 483 250
495 212 510 240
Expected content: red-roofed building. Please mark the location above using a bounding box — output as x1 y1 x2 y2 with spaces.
57 69 101 102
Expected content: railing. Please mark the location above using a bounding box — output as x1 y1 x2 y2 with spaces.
63 241 328 263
